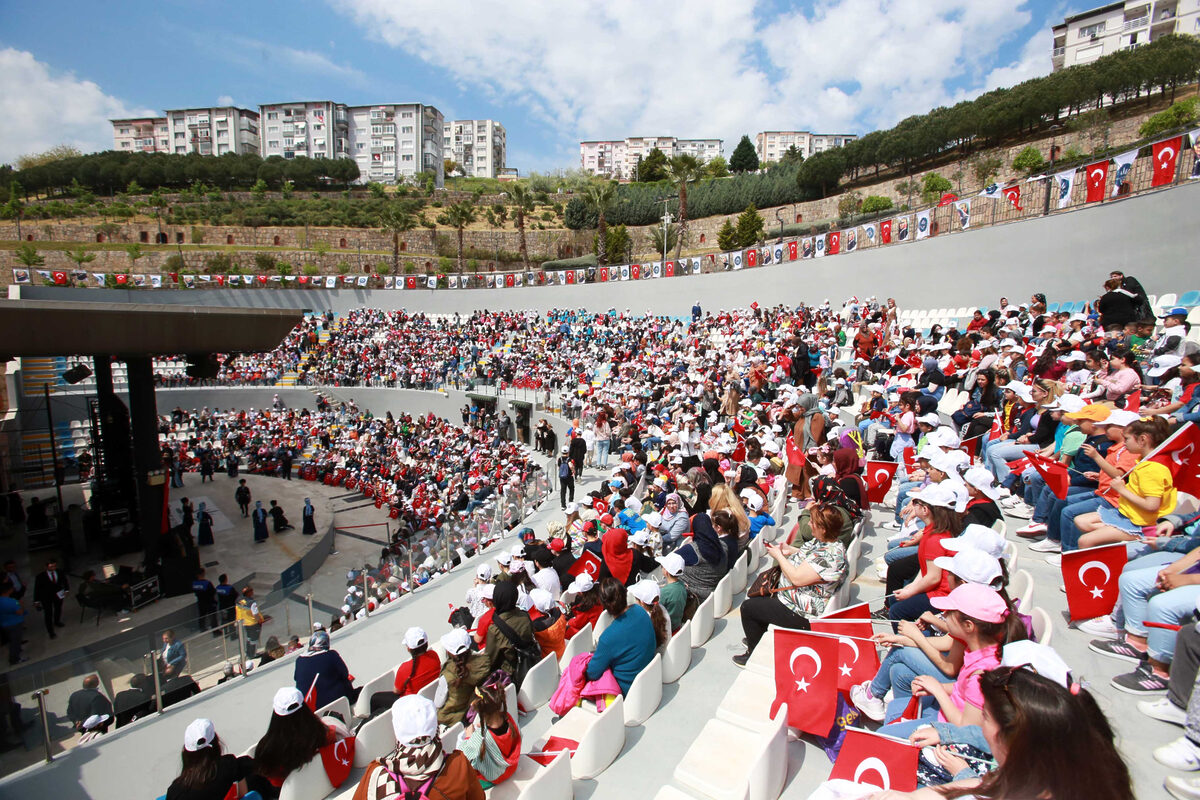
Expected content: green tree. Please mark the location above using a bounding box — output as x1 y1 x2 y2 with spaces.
507 184 535 268
920 172 953 204
649 222 679 258
596 224 632 263
563 197 593 230
1011 146 1046 176
667 154 704 259
250 178 268 199
126 180 144 195
378 202 419 274
729 136 759 173
733 204 765 247
584 181 617 266
13 242 43 268
444 159 461 178
4 181 23 240
125 243 144 269
1139 98 1199 137
705 155 729 178
860 195 893 214
796 149 847 197
780 145 805 166
636 148 669 182
443 201 477 271
716 219 738 251
837 190 863 220
970 155 1003 187
66 248 96 270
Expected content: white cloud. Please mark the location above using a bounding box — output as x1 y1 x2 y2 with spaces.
981 25 1053 92
337 0 1049 168
218 94 235 107
0 48 157 163
226 37 367 85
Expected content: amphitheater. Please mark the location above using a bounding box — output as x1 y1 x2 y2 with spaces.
0 177 1198 800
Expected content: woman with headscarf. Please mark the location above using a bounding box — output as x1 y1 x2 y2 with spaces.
658 492 689 553
599 527 635 586
677 510 729 600
196 503 214 547
481 581 534 679
293 630 358 710
831 447 867 509
301 498 317 535
788 393 826 501
252 501 269 543
789 476 862 547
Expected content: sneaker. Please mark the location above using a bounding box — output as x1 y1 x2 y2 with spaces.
1113 662 1169 695
999 495 1023 508
732 651 750 668
871 606 892 621
1076 614 1119 638
996 487 1014 499
1006 503 1035 519
874 556 887 571
880 520 903 531
1166 776 1200 800
1044 554 1063 567
1088 637 1148 664
1028 538 1060 553
850 682 887 722
1015 521 1048 538
1157 737 1200 771
1140 697 1188 726
875 566 888 581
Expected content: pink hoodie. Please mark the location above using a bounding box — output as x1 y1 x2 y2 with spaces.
549 653 622 715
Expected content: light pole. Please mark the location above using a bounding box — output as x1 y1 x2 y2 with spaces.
661 210 673 269
775 210 784 241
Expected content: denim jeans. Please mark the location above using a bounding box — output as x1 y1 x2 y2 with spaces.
870 646 945 722
885 545 919 564
1045 487 1094 542
1020 469 1059 523
985 442 1037 486
893 480 923 523
596 439 610 468
1055 494 1106 549
889 592 936 622
878 704 940 740
1112 551 1198 662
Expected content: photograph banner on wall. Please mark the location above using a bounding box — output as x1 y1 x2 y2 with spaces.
954 200 971 230
448 275 458 288
896 216 911 242
1111 148 1138 196
384 276 395 288
915 210 931 240
863 223 876 246
814 236 825 258
11 269 29 284
802 238 814 258
1190 128 1200 179
183 275 196 288
1054 167 1076 208
844 229 858 252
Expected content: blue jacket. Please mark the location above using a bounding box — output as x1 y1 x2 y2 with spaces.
748 512 776 539
0 596 23 628
294 649 354 709
585 604 656 694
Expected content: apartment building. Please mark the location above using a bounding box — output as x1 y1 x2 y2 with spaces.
159 107 260 156
347 103 444 187
1052 0 1200 70
579 136 723 179
111 117 170 153
442 119 507 178
258 101 350 160
754 131 858 163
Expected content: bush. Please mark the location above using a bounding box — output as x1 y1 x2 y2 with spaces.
336 261 351 274
1139 97 1199 138
541 253 597 270
254 252 277 272
190 225 205 244
204 253 233 274
302 263 319 276
1011 146 1046 176
564 197 595 230
837 190 862 220
717 219 737 251
860 195 893 214
733 204 765 248
919 173 953 205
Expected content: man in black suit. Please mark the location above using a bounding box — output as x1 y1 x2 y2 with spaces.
33 559 68 638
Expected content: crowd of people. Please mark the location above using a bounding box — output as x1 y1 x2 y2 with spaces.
115 269 1200 799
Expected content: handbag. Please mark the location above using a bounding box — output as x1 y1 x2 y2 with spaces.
746 564 801 598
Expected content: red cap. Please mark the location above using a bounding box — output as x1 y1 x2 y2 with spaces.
549 538 565 553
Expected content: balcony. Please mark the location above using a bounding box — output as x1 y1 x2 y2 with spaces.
1053 45 1066 56
1123 16 1149 30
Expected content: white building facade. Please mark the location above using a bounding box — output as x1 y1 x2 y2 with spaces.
442 120 507 178
579 136 723 179
258 101 350 161
348 103 444 187
111 117 170 153
162 107 260 156
754 131 858 163
1052 1 1200 70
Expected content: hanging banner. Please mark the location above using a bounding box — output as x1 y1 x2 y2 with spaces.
631 263 641 279
1085 160 1109 203
896 216 911 242
1189 128 1200 179
326 275 337 288
183 275 196 288
150 275 163 288
1152 136 1182 186
1110 148 1138 196
426 275 437 288
787 240 798 260
954 199 971 230
1001 185 1022 210
599 267 608 282
1054 167 1076 209
731 252 744 270
620 264 630 281
915 210 931 240
772 243 783 263
977 183 1001 200
691 257 702 274
827 231 841 255
845 229 858 252
862 223 876 246
11 269 30 284
802 237 814 258
814 236 826 258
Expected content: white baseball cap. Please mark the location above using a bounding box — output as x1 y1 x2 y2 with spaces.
403 626 428 649
629 529 652 547
495 552 512 566
739 488 764 511
644 511 663 528
82 713 109 731
1046 394 1086 413
934 548 1002 587
656 552 685 577
529 587 555 613
566 574 595 595
391 695 438 744
476 564 494 581
963 466 1002 500
907 482 958 509
477 583 495 600
183 718 216 751
629 579 660 606
1104 409 1141 427
943 524 1007 560
1148 354 1183 377
273 687 305 717
1000 640 1071 688
999 382 1034 403
441 628 472 655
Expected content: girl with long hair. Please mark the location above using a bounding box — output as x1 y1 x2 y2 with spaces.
887 484 963 622
166 719 256 800
253 687 351 796
460 684 521 788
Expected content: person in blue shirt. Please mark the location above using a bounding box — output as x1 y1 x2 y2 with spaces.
0 581 25 664
160 630 187 679
293 630 357 710
740 488 776 539
585 578 656 695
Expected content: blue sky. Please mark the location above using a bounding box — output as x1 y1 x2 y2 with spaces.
1 0 1081 172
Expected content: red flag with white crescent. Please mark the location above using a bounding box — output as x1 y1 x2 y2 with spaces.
567 550 602 579
788 240 798 260
1027 451 1069 499
1125 388 1141 412
863 461 899 504
1144 421 1200 498
771 629 839 734
827 231 841 255
599 267 608 282
784 434 803 464
319 736 356 788
1002 185 1022 210
747 248 758 267
52 270 68 285
1062 543 1126 622
631 264 640 280
829 729 920 791
880 219 892 244
1152 136 1182 187
665 261 675 277
987 412 1005 441
1085 160 1109 203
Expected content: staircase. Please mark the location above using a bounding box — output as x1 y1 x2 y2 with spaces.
276 321 336 386
20 356 62 396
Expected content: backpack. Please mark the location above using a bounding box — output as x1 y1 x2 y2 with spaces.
559 459 571 479
489 614 541 690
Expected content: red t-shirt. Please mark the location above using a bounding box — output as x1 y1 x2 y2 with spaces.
917 530 954 598
393 651 442 695
473 608 495 647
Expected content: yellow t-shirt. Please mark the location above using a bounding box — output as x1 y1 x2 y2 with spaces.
1120 460 1177 527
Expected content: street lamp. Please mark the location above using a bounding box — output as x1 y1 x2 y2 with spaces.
656 195 678 267
775 210 784 242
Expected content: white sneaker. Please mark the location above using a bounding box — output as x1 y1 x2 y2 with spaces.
996 487 1014 499
880 520 903 531
1141 697 1188 727
874 556 887 571
1029 539 1061 553
1157 737 1200 771
999 495 1023 508
1045 554 1063 567
1007 503 1035 519
850 681 886 722
1016 521 1048 537
1077 615 1120 639
1167 776 1200 800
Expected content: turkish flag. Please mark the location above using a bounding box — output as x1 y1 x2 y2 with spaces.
215 275 225 286
319 736 356 788
51 270 68 285
405 276 417 289
567 550 602 580
731 437 746 463
256 274 266 284
298 275 309 285
504 274 514 287
880 219 892 244
784 433 803 465
631 264 641 280
1002 186 1022 210
828 232 841 255
304 675 319 710
565 271 574 285
863 461 899 504
829 729 920 791
810 602 873 641
988 412 1005 441
810 608 877 690
1125 388 1141 412
599 267 608 282
962 435 982 464
1062 543 1126 622
1145 421 1200 498
901 447 917 474
771 629 839 734
528 736 578 767
747 248 758 267
783 240 795 260
1152 136 1182 186
665 261 675 277
1085 160 1109 203
1027 452 1069 499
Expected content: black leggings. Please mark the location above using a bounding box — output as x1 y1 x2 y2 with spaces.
740 595 810 653
885 553 921 600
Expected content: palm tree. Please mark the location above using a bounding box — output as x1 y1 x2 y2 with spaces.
507 184 535 269
378 202 419 274
584 181 617 266
667 154 703 260
444 201 477 272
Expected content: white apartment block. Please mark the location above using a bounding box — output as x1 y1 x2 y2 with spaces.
443 119 507 178
348 103 444 187
259 101 350 160
754 131 858 163
579 136 723 179
161 107 259 156
1052 0 1200 70
111 117 170 153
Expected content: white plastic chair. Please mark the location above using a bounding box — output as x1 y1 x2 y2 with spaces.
1031 606 1053 646
623 653 663 726
560 626 593 667
673 704 789 800
716 670 777 732
845 537 863 583
691 593 716 648
353 666 397 718
539 695 626 779
662 621 693 683
746 624 779 677
353 709 396 767
440 720 463 753
594 609 615 640
416 680 438 703
489 751 574 800
713 574 733 618
1010 568 1034 613
731 549 750 595
506 681 518 721
279 751 336 800
519 651 560 712
1003 541 1019 571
